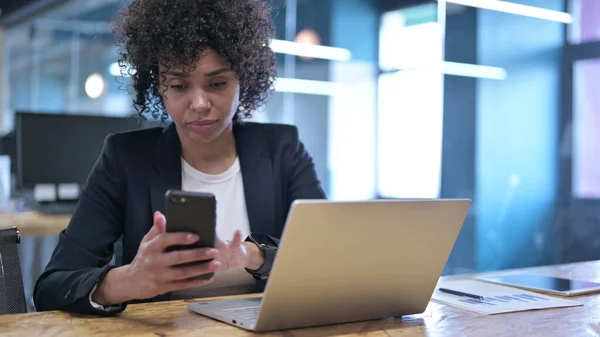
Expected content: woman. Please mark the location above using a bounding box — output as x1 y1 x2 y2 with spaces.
33 0 326 316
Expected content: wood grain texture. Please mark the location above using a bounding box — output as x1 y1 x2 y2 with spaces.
2 261 600 336
0 212 69 237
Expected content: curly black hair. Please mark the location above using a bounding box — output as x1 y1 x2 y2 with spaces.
112 0 277 122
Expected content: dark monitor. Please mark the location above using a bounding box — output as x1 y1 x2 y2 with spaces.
15 111 148 189
0 131 16 175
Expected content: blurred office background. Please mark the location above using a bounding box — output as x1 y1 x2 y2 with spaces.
0 0 599 311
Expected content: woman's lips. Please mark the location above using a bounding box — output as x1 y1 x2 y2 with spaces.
186 120 218 132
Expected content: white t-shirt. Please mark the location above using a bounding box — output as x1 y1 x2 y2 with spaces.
169 156 255 299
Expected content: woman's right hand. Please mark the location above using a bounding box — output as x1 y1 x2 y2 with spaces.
92 211 221 306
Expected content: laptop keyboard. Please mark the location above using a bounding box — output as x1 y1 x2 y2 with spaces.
222 306 260 320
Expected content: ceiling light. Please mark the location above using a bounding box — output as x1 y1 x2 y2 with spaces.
274 78 345 96
442 62 507 80
440 0 572 23
269 39 352 62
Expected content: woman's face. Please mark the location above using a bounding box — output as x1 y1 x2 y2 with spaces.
159 50 240 144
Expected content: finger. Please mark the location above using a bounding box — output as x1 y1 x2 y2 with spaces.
163 260 222 282
154 211 167 232
163 276 215 294
147 232 199 253
142 211 167 243
156 247 219 267
230 230 243 247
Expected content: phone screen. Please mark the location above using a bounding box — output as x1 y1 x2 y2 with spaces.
480 273 600 292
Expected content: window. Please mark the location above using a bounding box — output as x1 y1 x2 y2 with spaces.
569 0 600 44
572 58 600 198
377 4 443 198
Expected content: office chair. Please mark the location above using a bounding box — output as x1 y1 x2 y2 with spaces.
0 227 27 315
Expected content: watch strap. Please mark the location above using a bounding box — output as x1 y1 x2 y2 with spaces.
244 234 277 280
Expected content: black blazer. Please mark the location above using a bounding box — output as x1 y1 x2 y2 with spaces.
33 121 326 316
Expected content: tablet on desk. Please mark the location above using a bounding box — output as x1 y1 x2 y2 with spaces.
476 273 600 296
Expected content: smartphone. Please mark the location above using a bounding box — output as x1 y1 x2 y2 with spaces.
164 190 217 280
477 273 600 296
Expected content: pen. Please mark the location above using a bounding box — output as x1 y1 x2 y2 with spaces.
438 288 484 301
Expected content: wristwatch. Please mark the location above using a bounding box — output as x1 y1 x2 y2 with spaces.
244 233 278 280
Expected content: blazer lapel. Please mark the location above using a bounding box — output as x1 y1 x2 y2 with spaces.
150 123 182 216
234 123 276 236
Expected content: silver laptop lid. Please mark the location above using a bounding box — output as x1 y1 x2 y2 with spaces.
252 199 471 332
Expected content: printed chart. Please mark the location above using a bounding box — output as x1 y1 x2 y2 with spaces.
432 279 582 315
459 293 550 306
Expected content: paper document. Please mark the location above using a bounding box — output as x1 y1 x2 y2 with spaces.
432 279 583 315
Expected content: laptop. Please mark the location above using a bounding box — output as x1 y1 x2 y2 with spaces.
188 198 471 332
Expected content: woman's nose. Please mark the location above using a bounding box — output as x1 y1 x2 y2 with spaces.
190 91 211 111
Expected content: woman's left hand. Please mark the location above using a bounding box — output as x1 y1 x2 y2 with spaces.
215 230 248 271
215 230 265 271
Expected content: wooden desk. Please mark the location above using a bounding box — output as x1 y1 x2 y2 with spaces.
2 260 600 337
0 211 70 237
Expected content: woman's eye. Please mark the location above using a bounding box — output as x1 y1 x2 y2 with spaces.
170 84 187 90
211 82 227 88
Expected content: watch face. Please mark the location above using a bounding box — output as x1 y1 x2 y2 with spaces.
251 233 278 247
